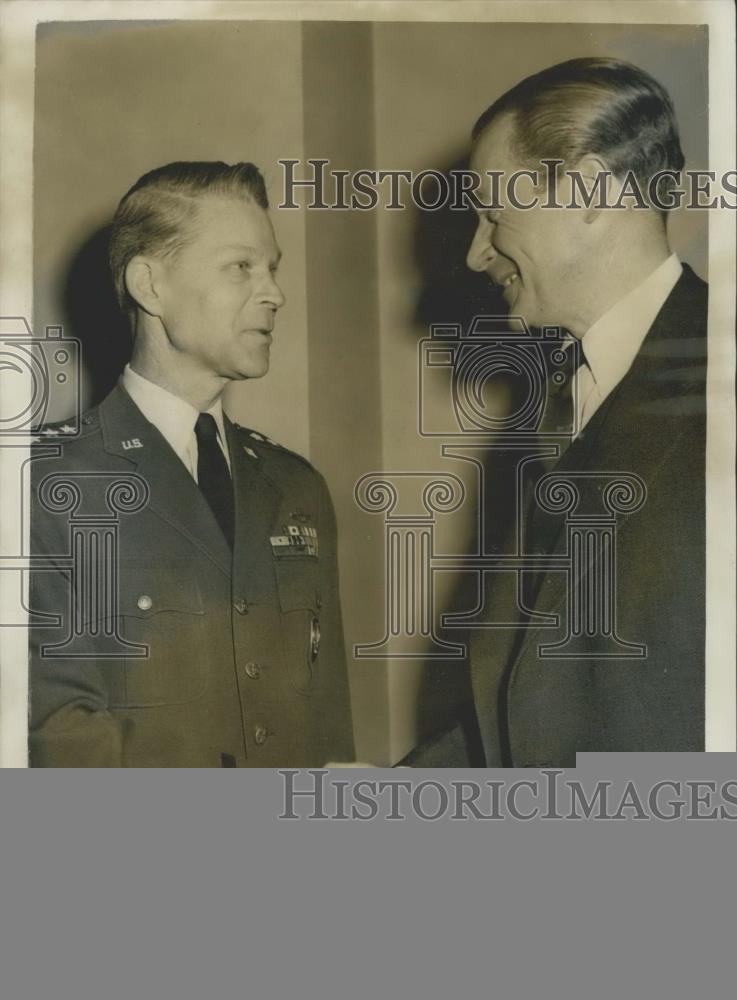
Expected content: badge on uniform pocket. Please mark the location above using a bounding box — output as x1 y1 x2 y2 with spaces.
309 616 321 662
270 523 319 558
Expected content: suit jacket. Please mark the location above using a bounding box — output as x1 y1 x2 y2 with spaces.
29 384 355 767
470 264 707 766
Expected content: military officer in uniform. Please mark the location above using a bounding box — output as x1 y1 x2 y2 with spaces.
29 161 356 767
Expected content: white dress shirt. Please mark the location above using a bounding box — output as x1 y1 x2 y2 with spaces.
121 364 231 481
572 253 683 434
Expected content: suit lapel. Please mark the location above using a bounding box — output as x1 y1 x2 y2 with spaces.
99 385 232 578
524 402 607 564
514 265 704 660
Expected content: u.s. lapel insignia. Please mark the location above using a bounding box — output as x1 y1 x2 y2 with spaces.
243 446 259 459
270 522 319 558
122 438 143 450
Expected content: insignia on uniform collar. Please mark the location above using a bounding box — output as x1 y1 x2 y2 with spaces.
270 523 319 558
122 438 143 450
244 446 259 459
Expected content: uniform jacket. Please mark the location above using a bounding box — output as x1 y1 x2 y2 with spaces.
29 383 355 767
470 264 707 766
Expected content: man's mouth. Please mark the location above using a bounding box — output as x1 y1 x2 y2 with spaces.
488 262 520 292
491 269 520 296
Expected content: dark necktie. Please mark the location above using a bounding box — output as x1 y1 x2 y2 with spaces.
521 343 581 606
195 413 234 548
537 343 580 473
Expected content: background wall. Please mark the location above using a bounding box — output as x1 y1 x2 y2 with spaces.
34 20 708 764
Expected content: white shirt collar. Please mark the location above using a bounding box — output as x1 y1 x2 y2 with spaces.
121 364 229 477
580 253 682 399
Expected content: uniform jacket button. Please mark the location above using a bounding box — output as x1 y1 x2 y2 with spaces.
245 661 261 679
137 595 153 611
253 725 268 746
234 598 248 615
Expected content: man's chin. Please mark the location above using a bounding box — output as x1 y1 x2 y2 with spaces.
504 291 529 323
226 360 270 381
504 291 544 330
502 279 527 315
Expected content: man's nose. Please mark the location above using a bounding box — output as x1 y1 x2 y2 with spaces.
261 273 286 311
466 221 496 272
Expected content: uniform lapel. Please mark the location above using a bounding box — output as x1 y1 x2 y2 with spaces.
226 419 284 606
99 384 232 578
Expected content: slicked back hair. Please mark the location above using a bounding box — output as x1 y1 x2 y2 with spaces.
108 161 269 319
472 58 685 198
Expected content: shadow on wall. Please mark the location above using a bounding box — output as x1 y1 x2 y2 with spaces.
401 156 522 766
63 224 132 406
412 154 507 334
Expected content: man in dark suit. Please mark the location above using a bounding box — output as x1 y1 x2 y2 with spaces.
464 59 707 765
29 161 356 767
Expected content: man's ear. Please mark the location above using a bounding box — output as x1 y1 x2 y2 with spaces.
124 256 166 318
570 154 613 223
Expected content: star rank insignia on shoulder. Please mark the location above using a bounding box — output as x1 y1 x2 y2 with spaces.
232 422 277 447
35 418 81 439
231 422 315 471
270 522 319 558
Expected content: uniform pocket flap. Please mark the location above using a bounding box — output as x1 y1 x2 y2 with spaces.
82 567 205 626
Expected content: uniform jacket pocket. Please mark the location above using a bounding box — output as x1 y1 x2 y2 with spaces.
88 568 208 709
275 559 321 695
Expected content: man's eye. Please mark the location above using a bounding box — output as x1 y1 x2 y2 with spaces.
229 261 251 274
